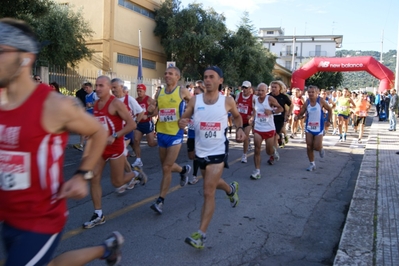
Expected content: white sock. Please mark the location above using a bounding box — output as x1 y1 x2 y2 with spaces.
94 209 103 217
310 161 315 165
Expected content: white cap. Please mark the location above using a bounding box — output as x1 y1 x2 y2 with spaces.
241 81 251 88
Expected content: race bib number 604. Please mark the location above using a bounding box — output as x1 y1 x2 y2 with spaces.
200 122 222 139
0 150 31 191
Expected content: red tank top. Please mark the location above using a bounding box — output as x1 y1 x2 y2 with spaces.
0 84 68 234
293 96 304 115
94 95 124 144
137 95 151 123
236 93 254 124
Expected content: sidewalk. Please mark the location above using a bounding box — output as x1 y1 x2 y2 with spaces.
334 114 399 265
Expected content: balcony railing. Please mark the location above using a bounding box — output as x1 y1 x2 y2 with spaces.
309 51 327 57
280 51 297 56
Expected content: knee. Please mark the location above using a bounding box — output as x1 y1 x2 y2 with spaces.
203 188 216 199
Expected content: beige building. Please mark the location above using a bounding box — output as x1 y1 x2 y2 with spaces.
55 0 166 92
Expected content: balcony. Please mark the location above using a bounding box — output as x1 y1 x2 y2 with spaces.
309 51 327 57
280 51 297 57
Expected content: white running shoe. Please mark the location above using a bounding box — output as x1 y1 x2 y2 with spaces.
273 147 280 161
306 163 316 172
131 159 143 168
241 154 247 163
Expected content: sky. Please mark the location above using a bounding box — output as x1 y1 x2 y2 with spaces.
178 0 398 52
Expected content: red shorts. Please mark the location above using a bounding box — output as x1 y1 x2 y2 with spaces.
254 130 275 140
102 139 124 161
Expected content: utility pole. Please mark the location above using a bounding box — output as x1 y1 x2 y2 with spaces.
395 23 399 90
380 30 384 63
291 28 296 71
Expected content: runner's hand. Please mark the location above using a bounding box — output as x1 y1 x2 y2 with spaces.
236 128 246 143
178 118 189 129
57 176 88 200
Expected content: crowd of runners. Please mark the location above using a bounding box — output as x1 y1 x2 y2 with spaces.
0 18 374 265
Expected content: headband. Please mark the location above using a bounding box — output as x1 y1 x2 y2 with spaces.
0 22 38 54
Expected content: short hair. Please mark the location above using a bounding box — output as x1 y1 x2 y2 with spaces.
50 82 60 92
111 78 124 86
257 83 268 90
97 75 111 85
83 82 92 87
166 66 181 77
308 85 319 90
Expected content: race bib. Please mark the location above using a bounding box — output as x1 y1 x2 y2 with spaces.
238 104 249 114
96 116 109 132
0 150 31 191
188 119 194 130
159 108 177 122
257 113 270 123
339 106 348 111
307 121 320 132
359 111 367 116
200 122 222 139
294 105 301 111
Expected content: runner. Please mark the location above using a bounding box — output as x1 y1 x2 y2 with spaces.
236 80 254 163
336 88 355 142
83 76 147 229
354 90 370 143
294 85 332 171
149 66 192 214
178 66 245 249
186 80 205 185
0 18 123 265
250 83 284 178
290 88 305 139
131 83 158 168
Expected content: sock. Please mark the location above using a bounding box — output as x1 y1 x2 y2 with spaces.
94 209 103 217
310 161 315 165
133 170 140 178
227 184 235 196
101 243 111 259
198 230 206 238
193 160 199 176
157 197 164 204
180 166 187 175
136 158 141 162
229 126 232 134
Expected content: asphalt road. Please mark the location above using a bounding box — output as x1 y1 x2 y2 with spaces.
1 122 370 265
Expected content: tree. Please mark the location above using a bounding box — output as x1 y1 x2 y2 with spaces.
0 0 93 67
306 71 344 90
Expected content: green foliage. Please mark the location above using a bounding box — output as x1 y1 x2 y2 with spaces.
306 72 344 90
154 5 276 86
0 0 93 67
335 49 396 89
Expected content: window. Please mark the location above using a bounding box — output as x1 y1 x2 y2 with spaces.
315 45 321 56
285 61 291 69
267 31 274 35
117 53 156 69
118 0 155 19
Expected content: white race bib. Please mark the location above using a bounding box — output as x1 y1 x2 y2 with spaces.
200 122 222 139
257 113 270 123
307 121 320 132
0 150 31 191
238 104 249 114
159 108 177 122
359 111 367 116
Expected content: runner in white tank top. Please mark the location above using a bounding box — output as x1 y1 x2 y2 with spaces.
178 66 246 250
250 83 284 179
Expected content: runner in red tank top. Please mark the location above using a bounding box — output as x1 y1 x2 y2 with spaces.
290 88 305 139
236 80 255 164
84 75 148 229
131 84 158 168
0 18 124 266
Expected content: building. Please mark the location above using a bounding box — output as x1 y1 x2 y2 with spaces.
54 0 166 94
259 27 343 72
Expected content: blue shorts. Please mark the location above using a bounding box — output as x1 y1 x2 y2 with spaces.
137 121 154 135
338 114 349 120
157 132 183 148
1 223 62 266
124 130 134 142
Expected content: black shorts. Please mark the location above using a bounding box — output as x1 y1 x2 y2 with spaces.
187 138 195 152
355 116 366 126
274 119 284 134
195 154 229 170
243 123 250 128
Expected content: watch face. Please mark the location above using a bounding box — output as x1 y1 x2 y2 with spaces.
84 171 94 180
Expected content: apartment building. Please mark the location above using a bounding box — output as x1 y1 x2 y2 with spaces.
259 27 343 71
54 0 166 86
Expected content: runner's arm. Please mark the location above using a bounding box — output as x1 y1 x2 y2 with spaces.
178 96 196 129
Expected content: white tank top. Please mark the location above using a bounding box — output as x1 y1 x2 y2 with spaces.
193 94 228 157
254 95 275 132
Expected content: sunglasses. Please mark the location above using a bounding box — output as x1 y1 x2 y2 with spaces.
242 86 249 89
35 78 41 81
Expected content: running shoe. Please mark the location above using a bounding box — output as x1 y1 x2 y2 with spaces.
150 201 163 214
267 156 274 165
241 154 247 163
73 143 83 151
357 139 362 144
228 181 239 207
188 175 198 185
338 135 343 142
102 231 124 266
273 147 280 161
284 135 289 144
332 129 337 135
343 133 347 142
180 165 191 187
83 213 106 229
290 134 296 139
133 166 148 185
248 143 253 151
250 170 261 180
185 232 206 249
319 149 325 158
115 184 127 194
278 139 284 148
306 163 316 172
131 159 143 168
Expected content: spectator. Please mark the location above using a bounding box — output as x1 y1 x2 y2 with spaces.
50 81 61 93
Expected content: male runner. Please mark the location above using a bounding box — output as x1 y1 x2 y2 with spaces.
0 18 123 266
178 66 245 249
149 66 192 214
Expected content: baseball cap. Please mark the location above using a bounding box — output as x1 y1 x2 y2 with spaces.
205 66 224 78
137 84 146 91
241 81 251 88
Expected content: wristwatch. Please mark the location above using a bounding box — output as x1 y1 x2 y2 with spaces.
112 132 118 138
74 169 94 180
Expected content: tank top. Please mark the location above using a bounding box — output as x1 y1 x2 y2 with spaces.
236 93 254 124
306 97 324 134
292 96 304 115
336 97 351 116
137 95 151 123
193 94 228 157
355 98 369 117
94 95 124 146
0 84 68 234
156 86 185 135
254 95 275 132
85 91 97 114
